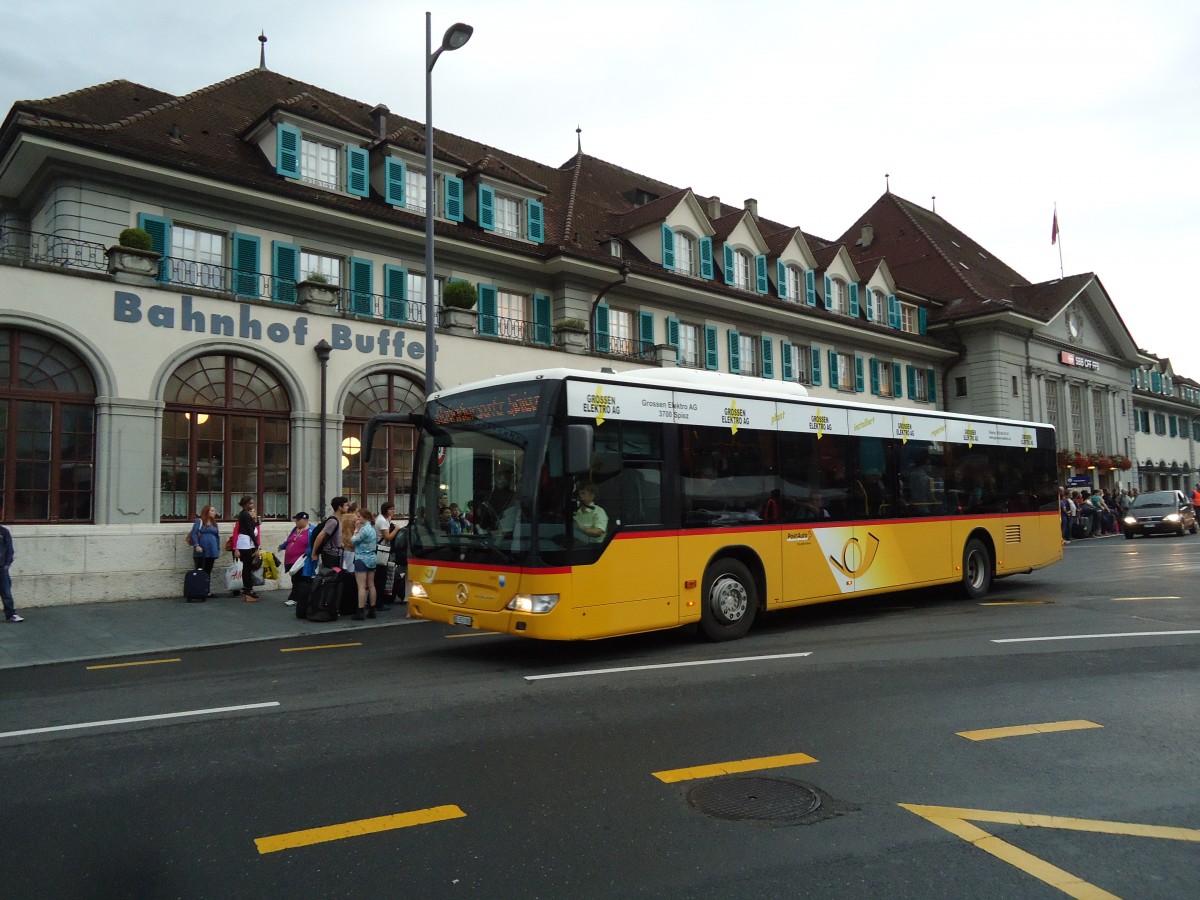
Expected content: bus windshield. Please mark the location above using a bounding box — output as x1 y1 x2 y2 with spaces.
410 380 597 565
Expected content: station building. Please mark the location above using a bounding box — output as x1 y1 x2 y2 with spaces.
1 63 1196 605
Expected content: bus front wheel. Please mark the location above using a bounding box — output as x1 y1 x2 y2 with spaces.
961 538 993 599
700 559 757 641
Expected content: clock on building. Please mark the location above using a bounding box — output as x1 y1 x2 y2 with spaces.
1066 307 1083 341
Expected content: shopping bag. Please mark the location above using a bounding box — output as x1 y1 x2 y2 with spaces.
224 560 244 592
261 551 279 580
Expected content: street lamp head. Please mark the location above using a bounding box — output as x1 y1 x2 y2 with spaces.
442 23 473 51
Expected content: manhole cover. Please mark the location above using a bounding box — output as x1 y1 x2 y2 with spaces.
686 776 821 826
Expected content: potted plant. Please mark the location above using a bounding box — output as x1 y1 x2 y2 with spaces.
554 317 590 352
107 226 162 278
297 271 338 306
438 280 478 330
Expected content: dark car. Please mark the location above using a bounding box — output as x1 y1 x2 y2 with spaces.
1121 490 1199 538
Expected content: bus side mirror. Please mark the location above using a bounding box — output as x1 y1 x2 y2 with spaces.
566 423 593 476
362 412 422 463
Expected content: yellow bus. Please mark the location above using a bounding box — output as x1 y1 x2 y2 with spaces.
375 367 1061 641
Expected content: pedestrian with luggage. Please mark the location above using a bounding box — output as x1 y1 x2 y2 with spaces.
374 502 400 610
0 515 24 622
189 505 221 576
279 512 313 609
234 495 261 602
350 507 378 621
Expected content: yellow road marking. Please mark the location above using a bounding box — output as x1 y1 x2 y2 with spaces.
653 752 817 783
255 804 466 854
86 658 181 670
445 631 496 639
901 803 1200 898
1111 596 1180 601
279 642 362 653
958 720 1101 742
980 600 1052 606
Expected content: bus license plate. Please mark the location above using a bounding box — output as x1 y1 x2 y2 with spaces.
453 614 473 627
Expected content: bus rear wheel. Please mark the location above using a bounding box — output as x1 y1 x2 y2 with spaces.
700 559 757 641
961 538 993 600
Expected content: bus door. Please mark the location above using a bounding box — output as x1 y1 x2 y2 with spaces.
778 431 853 604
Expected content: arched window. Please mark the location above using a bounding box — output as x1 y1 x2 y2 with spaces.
161 355 290 520
0 329 96 522
341 371 422 515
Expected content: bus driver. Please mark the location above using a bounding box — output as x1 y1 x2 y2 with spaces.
574 483 608 543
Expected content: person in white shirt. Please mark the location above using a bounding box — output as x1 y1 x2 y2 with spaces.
573 484 608 543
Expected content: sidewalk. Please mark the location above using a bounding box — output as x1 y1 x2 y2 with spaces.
0 587 419 671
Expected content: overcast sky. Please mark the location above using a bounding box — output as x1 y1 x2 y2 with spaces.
3 1 1196 377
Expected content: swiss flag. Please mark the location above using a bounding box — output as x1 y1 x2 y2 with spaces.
1051 209 1059 245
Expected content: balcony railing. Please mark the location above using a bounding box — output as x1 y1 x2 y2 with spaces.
0 227 108 272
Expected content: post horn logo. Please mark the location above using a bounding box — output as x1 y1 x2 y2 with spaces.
456 583 469 605
828 531 882 579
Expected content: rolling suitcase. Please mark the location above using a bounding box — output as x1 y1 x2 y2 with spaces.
306 570 341 622
184 567 210 602
291 576 314 620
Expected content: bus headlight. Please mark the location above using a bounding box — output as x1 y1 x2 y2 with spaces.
409 582 428 600
507 593 559 614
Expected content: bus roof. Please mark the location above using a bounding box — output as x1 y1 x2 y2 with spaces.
429 366 1054 433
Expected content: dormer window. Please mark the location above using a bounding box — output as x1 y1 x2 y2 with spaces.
822 275 859 316
301 138 339 190
784 265 803 303
723 244 767 293
661 225 713 279
478 184 544 243
674 232 696 276
274 122 368 198
866 288 886 323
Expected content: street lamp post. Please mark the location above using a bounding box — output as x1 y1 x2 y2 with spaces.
424 13 473 398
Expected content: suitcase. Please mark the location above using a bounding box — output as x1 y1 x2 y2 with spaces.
306 570 341 622
339 570 360 616
291 576 314 620
184 568 210 602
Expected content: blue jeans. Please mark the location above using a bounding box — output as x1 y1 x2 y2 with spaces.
0 566 14 618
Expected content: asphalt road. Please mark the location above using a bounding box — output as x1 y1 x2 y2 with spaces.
3 534 1199 898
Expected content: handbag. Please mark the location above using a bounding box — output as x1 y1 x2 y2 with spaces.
224 559 244 592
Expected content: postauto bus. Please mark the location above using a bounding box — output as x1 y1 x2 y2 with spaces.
367 367 1060 641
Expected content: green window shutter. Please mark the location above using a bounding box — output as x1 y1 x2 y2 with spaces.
855 355 865 392
918 307 928 335
638 311 654 356
666 316 680 363
349 257 373 314
755 254 769 294
444 175 464 222
887 294 899 328
385 157 406 206
848 283 859 317
383 265 408 320
699 236 714 279
777 260 787 299
865 290 876 322
823 275 833 310
811 346 822 386
892 363 903 398
728 329 741 374
271 241 299 304
533 293 552 344
478 184 495 231
526 200 544 242
231 233 261 298
276 124 301 178
828 349 839 389
761 338 774 379
926 368 937 402
869 358 880 395
781 340 794 380
477 283 498 335
137 213 171 282
595 303 610 353
906 365 917 400
704 325 718 370
661 224 675 270
1151 371 1162 392
1169 415 1177 437
805 269 816 307
346 147 369 197
723 243 735 284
